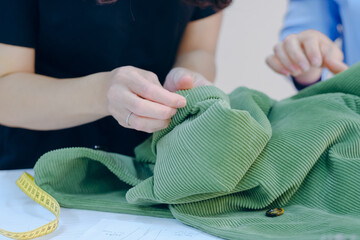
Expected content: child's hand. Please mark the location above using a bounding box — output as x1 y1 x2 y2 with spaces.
266 30 348 85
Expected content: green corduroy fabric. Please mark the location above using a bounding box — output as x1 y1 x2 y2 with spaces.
34 63 360 240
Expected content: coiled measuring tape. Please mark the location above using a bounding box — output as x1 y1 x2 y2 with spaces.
0 172 60 240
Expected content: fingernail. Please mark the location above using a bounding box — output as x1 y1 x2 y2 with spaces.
177 98 186 108
299 62 310 72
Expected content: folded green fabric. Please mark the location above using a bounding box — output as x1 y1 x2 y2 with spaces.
34 63 360 240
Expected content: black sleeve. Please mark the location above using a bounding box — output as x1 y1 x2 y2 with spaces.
191 6 217 21
0 0 38 48
292 77 321 91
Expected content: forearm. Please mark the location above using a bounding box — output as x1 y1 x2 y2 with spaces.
174 50 216 82
0 72 109 130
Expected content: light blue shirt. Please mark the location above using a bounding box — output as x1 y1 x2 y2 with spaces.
281 0 360 67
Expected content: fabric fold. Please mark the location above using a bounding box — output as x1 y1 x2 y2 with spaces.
34 63 360 240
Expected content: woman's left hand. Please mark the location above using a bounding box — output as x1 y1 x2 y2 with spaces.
164 67 213 92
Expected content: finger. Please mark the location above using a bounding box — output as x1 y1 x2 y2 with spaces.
283 35 311 72
122 111 171 133
125 92 177 120
273 42 301 75
266 55 291 76
321 44 348 74
324 58 348 74
165 67 212 92
175 75 194 91
128 74 186 108
164 68 194 92
302 38 322 67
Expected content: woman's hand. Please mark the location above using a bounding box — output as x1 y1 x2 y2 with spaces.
105 66 186 133
266 30 348 85
164 67 213 92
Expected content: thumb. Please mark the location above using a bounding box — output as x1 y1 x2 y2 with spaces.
324 58 348 74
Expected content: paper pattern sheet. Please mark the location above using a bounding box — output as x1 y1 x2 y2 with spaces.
80 219 221 240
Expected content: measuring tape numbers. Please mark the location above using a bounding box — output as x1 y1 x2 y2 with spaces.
0 172 60 240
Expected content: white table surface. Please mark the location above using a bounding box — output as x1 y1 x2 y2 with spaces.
0 169 221 240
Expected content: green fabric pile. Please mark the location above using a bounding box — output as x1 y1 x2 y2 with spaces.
34 63 360 240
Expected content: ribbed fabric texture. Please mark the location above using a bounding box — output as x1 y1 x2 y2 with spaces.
34 63 360 240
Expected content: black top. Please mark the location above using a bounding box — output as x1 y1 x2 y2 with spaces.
0 0 216 169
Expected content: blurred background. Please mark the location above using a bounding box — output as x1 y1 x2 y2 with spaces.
215 0 297 100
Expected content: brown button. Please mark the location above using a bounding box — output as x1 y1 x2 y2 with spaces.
265 208 284 217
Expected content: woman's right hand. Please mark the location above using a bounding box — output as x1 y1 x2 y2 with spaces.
105 66 187 133
266 30 348 86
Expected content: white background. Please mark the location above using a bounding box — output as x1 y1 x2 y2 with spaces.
215 0 297 100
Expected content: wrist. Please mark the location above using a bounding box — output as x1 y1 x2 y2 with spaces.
82 72 110 118
293 67 322 86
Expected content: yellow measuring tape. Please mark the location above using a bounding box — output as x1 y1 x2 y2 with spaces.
0 172 60 240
